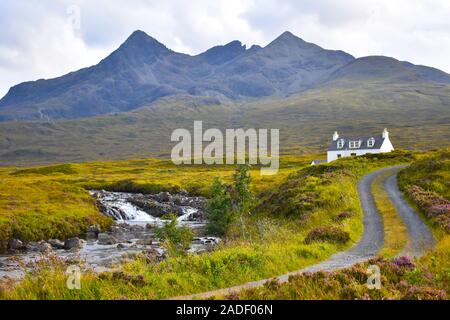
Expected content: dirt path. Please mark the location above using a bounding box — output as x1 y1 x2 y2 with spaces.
384 167 435 257
171 165 433 300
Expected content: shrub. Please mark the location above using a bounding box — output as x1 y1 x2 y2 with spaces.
304 226 350 244
155 214 194 257
205 178 232 236
408 185 450 232
393 256 416 270
335 211 352 221
401 286 447 300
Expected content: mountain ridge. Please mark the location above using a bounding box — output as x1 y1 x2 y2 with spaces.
0 30 449 122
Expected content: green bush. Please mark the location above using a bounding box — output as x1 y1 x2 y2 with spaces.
205 178 232 236
155 214 194 257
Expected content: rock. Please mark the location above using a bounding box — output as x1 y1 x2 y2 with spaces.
37 241 53 254
98 233 117 245
7 239 25 251
88 224 101 234
155 191 171 202
129 197 184 217
86 231 97 240
64 237 83 250
129 225 144 232
47 239 65 249
117 243 126 249
146 223 155 230
136 237 153 246
143 248 164 262
86 225 101 239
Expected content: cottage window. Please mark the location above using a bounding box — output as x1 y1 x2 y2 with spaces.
349 140 361 149
367 137 375 147
337 139 345 149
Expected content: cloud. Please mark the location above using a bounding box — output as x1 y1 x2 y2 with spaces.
1 0 450 97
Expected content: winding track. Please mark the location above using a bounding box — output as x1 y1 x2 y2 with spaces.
172 165 434 300
384 166 435 257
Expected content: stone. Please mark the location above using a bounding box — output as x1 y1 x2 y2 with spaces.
7 239 25 251
37 241 53 254
117 243 126 249
86 224 101 240
98 233 117 245
64 237 82 250
88 224 101 234
136 238 153 246
129 225 144 232
47 239 65 249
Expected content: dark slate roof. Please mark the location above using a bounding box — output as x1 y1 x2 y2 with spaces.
328 135 385 151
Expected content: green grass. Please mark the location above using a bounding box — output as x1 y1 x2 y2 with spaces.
0 80 449 166
372 171 408 257
222 149 450 300
0 154 317 251
0 151 415 299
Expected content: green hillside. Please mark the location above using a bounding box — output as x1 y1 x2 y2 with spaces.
1 80 449 165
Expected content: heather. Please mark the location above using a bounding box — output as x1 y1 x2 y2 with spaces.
223 257 448 300
0 151 414 299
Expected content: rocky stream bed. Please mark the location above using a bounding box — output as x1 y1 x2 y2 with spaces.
0 190 220 279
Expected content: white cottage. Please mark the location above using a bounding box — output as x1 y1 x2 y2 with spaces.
326 128 394 163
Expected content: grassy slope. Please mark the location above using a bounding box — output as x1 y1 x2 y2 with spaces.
0 80 449 166
0 155 317 251
0 151 414 299
229 149 450 300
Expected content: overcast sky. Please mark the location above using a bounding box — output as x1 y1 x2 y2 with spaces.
1 0 450 98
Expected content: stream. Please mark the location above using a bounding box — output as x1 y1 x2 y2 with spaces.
0 190 219 279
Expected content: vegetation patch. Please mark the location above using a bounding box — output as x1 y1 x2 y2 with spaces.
304 226 350 244
372 171 408 257
11 164 76 176
407 186 450 232
220 256 447 300
0 151 416 299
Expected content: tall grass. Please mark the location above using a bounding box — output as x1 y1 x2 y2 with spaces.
0 151 415 299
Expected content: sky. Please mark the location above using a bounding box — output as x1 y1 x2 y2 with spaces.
1 0 450 98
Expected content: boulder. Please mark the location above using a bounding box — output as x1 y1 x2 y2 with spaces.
133 199 184 217
86 225 101 239
88 224 101 234
47 239 65 249
136 237 153 246
129 225 144 233
98 233 117 245
37 241 53 254
64 237 83 250
7 239 25 251
86 231 97 240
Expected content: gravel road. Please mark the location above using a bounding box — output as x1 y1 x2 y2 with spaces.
172 165 434 300
384 166 435 257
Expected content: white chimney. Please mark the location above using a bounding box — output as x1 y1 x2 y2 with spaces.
382 128 389 139
333 131 339 141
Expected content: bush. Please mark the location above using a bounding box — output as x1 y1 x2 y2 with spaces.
155 214 194 257
408 185 450 232
304 226 350 244
205 178 232 236
335 211 352 221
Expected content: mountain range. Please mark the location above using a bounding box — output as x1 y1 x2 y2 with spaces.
1 30 450 121
0 30 449 165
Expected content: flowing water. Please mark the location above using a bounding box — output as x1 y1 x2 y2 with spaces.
0 191 219 279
